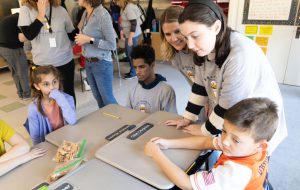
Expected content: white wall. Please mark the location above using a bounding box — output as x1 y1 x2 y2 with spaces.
228 0 299 85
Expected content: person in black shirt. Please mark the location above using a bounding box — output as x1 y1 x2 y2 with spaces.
0 13 31 100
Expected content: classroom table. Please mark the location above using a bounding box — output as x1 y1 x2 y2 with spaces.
95 111 201 190
45 104 149 160
0 142 57 190
48 159 156 190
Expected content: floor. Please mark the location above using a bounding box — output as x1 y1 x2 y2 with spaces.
0 61 299 189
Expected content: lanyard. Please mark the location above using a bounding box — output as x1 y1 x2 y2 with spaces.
81 8 94 32
44 5 53 33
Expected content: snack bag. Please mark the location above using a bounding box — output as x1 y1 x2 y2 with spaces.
54 139 87 163
49 157 84 182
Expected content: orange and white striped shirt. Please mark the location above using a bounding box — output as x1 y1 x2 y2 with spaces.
190 136 268 190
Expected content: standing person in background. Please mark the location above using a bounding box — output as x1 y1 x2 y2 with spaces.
75 0 117 108
0 119 46 176
160 6 195 82
0 13 31 100
116 0 142 79
165 0 287 156
18 0 77 103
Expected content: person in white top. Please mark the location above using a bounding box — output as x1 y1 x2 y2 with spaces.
165 0 287 155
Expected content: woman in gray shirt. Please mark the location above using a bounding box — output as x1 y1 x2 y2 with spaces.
75 0 117 108
18 0 77 102
117 0 142 79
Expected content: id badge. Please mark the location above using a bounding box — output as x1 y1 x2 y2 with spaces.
49 38 56 47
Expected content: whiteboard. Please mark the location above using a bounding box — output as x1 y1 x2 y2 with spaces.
248 0 292 20
242 0 298 25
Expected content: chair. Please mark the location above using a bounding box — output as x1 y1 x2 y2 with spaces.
23 118 30 134
112 48 121 78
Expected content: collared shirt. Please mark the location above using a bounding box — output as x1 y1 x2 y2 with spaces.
79 5 116 61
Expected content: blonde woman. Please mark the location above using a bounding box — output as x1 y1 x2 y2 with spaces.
18 0 77 103
160 6 194 78
116 0 142 79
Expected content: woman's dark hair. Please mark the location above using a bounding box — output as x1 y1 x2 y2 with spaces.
178 3 231 68
30 65 63 116
84 0 103 8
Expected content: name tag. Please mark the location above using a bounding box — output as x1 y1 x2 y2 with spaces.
49 37 56 47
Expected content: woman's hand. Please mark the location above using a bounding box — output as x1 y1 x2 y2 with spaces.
18 33 28 42
36 0 47 22
165 118 191 129
182 124 203 136
75 34 91 46
120 30 125 41
128 37 133 46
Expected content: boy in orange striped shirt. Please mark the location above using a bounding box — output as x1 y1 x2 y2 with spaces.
145 98 278 190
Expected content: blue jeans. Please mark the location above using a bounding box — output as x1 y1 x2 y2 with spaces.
125 35 140 76
85 59 117 108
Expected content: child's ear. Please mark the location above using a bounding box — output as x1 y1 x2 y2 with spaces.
256 140 268 152
33 83 40 91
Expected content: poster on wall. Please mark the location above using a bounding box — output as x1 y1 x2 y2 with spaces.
242 0 298 25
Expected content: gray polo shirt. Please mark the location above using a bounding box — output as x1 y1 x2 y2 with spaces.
18 5 74 67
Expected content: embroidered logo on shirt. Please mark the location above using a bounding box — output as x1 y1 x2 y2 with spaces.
210 80 218 98
202 171 215 186
210 81 217 89
134 101 151 113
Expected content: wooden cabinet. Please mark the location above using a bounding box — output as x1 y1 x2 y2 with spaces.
151 32 163 60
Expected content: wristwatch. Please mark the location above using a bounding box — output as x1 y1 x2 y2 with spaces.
90 37 95 44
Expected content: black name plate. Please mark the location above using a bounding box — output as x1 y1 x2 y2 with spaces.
127 123 154 140
105 125 136 141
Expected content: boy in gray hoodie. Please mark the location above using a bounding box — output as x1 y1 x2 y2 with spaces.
126 45 177 113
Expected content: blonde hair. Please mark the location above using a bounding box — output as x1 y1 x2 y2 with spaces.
21 0 61 10
116 0 135 9
160 5 184 60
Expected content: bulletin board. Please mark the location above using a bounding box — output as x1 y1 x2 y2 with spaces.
242 0 299 25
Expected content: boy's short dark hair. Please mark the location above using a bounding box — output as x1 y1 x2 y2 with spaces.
224 98 278 142
131 45 155 65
